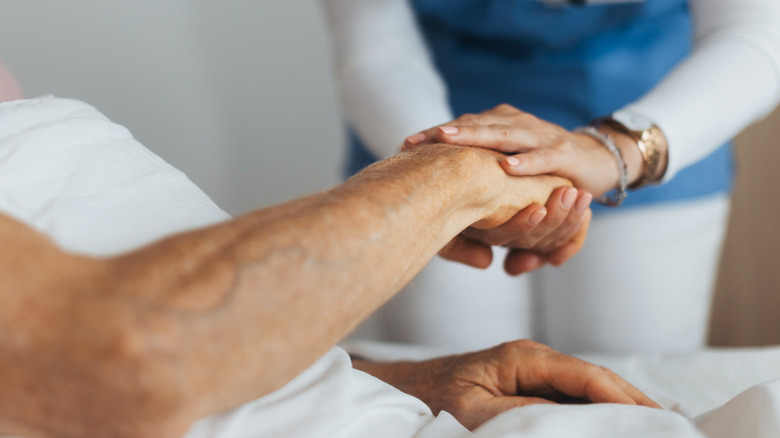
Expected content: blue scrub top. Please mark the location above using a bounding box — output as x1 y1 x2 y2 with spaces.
346 0 732 211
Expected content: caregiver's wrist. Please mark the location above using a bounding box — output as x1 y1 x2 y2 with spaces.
592 126 643 187
567 130 631 197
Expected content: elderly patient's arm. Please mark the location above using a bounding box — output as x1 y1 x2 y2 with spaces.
0 144 568 438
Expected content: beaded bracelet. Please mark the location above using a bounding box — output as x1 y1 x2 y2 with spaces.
574 126 628 207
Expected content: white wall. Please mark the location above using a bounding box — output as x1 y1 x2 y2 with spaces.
0 0 344 215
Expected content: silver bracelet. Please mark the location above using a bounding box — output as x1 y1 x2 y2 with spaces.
574 126 628 207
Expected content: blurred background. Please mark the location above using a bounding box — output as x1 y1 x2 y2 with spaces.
0 0 777 346
0 0 344 215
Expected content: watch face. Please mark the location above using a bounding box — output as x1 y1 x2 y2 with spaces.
613 110 653 131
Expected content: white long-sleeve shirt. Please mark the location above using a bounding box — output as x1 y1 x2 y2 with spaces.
321 0 780 183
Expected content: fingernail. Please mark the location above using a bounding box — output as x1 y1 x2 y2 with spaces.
505 156 521 167
529 209 546 226
439 126 459 135
405 133 425 145
574 192 592 214
561 187 577 210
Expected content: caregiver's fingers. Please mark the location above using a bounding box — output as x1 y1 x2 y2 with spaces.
439 234 494 269
545 208 591 267
501 148 563 176
509 186 576 246
402 127 440 151
464 203 548 247
499 190 589 275
468 186 574 258
434 124 541 154
402 132 428 150
525 191 592 254
402 110 513 151
504 250 546 276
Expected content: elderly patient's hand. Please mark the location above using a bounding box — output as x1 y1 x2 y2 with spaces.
353 340 660 430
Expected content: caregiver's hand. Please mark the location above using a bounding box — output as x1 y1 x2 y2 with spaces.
403 104 642 197
352 339 660 430
439 186 592 275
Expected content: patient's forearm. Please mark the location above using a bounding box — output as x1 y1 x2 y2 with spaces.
109 146 566 420
0 145 567 438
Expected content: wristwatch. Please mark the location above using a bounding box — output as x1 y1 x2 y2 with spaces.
596 110 668 189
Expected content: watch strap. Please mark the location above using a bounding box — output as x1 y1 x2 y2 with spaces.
594 116 668 189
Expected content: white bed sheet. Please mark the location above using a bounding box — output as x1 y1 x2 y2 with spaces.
345 339 780 437
1 96 779 438
184 341 780 438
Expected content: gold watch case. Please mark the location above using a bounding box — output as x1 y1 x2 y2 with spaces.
598 110 668 189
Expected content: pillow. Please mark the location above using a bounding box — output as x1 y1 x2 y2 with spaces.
0 96 230 256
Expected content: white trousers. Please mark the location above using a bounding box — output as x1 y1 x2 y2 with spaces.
354 194 731 354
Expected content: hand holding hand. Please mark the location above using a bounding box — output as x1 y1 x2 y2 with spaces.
440 186 592 275
403 104 641 197
403 109 598 274
353 339 660 430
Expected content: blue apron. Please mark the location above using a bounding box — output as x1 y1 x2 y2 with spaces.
345 0 732 211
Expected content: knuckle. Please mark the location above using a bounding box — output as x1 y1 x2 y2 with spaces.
553 136 571 151
524 152 546 169
586 363 609 380
489 124 513 139
537 148 556 165
517 339 542 348
505 339 542 351
599 365 619 379
495 103 517 113
494 341 518 357
459 113 478 123
516 111 537 124
460 125 478 136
